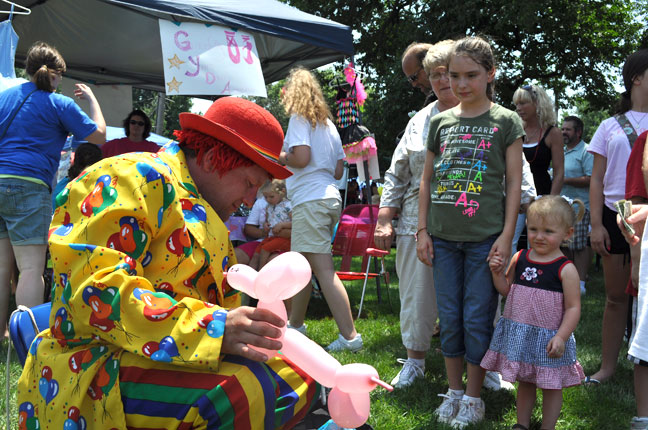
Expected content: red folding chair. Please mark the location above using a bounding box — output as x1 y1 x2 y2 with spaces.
332 204 391 318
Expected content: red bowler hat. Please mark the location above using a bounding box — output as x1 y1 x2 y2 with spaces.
179 97 291 179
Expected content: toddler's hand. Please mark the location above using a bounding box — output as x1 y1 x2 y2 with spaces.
546 336 565 358
488 253 504 273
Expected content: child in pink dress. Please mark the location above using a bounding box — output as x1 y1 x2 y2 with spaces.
482 195 585 430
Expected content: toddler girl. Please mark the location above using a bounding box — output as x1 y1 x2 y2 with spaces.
482 195 585 430
249 179 291 270
416 36 523 427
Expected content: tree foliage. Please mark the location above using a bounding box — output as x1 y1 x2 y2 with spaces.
283 0 644 170
132 88 193 138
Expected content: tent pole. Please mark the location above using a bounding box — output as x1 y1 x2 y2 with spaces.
155 92 165 134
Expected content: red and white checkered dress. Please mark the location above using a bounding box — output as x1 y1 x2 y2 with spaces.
481 249 585 389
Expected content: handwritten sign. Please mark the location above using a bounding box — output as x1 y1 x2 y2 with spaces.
158 20 267 97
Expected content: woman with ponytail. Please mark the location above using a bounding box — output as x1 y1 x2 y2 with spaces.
0 41 105 336
586 48 648 385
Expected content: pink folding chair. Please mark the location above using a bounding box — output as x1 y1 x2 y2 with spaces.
332 204 391 318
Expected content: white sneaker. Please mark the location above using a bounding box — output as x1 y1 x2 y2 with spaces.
483 370 514 391
580 284 587 295
287 323 307 335
450 397 485 428
390 358 424 388
434 391 462 424
326 333 363 352
632 417 648 430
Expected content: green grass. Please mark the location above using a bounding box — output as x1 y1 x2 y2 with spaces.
0 255 636 429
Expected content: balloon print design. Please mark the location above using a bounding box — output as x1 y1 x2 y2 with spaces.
51 306 76 347
180 199 207 223
87 355 119 420
142 335 184 363
68 243 97 274
227 252 393 428
166 224 193 275
18 401 40 430
132 287 178 321
39 366 59 408
82 285 136 343
198 309 227 339
80 175 118 217
68 345 109 395
63 406 87 430
48 211 74 238
155 281 177 299
106 216 148 261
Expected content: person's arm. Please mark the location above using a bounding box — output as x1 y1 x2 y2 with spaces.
375 207 398 251
416 150 435 266
74 83 106 145
547 263 581 358
590 153 610 256
547 126 564 195
334 158 344 180
563 175 590 187
488 138 523 265
490 250 519 296
279 145 310 168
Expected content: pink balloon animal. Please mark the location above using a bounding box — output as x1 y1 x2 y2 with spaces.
226 251 392 428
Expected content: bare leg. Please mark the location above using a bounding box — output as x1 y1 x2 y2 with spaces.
302 252 357 339
516 381 537 427
13 244 46 308
590 253 630 382
0 238 15 337
288 282 312 328
407 349 426 360
540 388 563 429
445 356 464 391
636 364 648 416
258 249 271 270
572 247 592 282
465 362 485 398
248 252 260 271
234 247 250 265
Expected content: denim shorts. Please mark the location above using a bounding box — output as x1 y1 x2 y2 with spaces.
0 178 51 245
432 234 499 365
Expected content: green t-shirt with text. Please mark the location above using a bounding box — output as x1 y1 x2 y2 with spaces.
425 104 524 242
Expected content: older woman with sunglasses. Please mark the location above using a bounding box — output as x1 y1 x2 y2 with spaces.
102 109 159 157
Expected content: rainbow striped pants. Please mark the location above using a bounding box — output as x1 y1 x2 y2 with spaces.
119 352 319 429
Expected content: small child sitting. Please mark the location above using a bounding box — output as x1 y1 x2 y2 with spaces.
249 179 291 270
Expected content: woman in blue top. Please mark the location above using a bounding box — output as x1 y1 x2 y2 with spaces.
0 41 105 337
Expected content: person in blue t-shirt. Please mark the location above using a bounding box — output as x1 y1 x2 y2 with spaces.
0 41 106 337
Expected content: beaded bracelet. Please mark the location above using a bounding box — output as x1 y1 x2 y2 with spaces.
414 227 427 242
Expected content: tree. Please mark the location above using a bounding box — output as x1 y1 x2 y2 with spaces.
132 88 193 138
284 0 643 168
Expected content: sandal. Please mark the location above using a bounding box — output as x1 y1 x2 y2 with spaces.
582 376 601 386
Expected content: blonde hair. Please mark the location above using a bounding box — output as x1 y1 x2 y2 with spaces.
527 195 585 231
282 67 332 128
262 179 287 199
512 84 557 128
422 40 454 75
451 36 496 101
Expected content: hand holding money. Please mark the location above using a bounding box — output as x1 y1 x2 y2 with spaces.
615 199 635 236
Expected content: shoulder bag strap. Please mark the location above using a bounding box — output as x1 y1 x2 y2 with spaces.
0 87 37 141
614 113 639 149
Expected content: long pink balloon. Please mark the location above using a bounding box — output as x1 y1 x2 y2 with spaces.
280 328 341 388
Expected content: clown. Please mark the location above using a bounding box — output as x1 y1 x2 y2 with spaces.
18 97 318 429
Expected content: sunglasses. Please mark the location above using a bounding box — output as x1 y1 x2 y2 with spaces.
130 120 145 126
407 66 423 84
430 69 448 82
521 85 537 99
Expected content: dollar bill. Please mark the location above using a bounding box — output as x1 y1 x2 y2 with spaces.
615 199 635 236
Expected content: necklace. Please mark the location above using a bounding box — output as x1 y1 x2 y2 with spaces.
628 110 648 133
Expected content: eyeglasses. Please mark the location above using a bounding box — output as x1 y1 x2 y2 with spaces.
430 69 448 82
407 67 423 84
130 120 145 126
